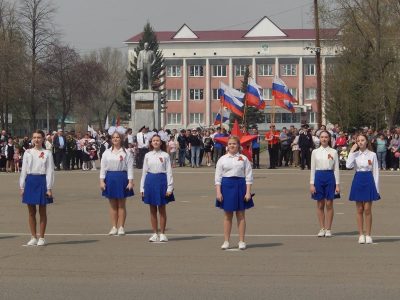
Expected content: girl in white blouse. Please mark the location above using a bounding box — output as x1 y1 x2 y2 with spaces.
141 135 174 243
100 131 134 236
346 134 380 244
215 136 253 250
310 131 340 238
19 130 54 246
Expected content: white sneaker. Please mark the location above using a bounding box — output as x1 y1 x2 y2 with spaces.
317 229 326 237
108 226 118 235
37 238 46 246
117 227 125 236
365 235 373 244
358 235 366 244
27 237 38 246
159 233 168 242
149 233 159 242
238 241 247 250
221 241 229 250
325 230 332 238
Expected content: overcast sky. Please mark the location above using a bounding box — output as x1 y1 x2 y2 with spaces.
54 0 314 52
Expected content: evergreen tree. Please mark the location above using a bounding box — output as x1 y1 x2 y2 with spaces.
119 22 166 113
230 66 264 130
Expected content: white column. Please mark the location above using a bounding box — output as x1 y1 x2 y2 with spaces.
298 57 303 106
321 56 327 125
183 59 188 128
229 58 233 87
205 58 210 126
275 57 279 76
252 57 256 79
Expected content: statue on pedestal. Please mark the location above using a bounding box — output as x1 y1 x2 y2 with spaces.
137 42 156 90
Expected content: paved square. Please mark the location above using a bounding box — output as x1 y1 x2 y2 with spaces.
1 163 399 299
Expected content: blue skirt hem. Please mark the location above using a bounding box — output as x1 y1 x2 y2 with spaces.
215 177 254 212
102 171 134 200
142 173 174 206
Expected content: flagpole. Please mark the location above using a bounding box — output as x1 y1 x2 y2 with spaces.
242 94 247 129
271 95 276 125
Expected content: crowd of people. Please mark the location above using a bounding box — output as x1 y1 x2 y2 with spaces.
1 124 400 173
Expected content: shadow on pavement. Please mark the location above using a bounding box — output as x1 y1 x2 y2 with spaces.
374 238 400 243
0 235 17 240
169 236 208 242
334 231 359 236
246 242 283 249
47 239 99 246
125 229 154 234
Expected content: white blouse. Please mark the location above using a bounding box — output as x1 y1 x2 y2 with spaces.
310 146 340 184
100 148 134 180
346 149 379 192
140 150 174 193
215 153 253 185
19 148 54 190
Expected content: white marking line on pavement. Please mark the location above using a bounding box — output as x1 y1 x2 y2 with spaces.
225 248 240 252
180 201 190 203
336 213 345 215
2 233 400 238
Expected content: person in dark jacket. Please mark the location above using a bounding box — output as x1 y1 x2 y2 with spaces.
299 124 314 170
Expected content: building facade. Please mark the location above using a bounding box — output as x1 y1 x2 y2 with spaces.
125 17 338 130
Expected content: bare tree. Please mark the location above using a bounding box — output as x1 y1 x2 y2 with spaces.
83 48 126 129
0 0 26 131
19 0 56 131
42 43 81 130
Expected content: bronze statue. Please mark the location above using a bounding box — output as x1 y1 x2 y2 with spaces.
137 42 156 90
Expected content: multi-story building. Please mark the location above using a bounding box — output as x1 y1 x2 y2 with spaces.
125 17 337 130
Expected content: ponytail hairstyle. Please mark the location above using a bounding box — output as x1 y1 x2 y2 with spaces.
319 130 332 148
149 134 167 152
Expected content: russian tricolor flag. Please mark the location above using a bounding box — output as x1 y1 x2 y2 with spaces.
272 76 297 113
246 78 266 109
219 82 244 117
214 108 230 125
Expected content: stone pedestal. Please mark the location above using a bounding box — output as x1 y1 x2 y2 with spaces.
130 90 161 133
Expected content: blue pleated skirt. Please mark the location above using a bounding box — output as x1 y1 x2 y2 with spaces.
349 171 380 202
22 175 52 205
216 177 254 212
312 170 337 201
142 173 174 206
102 171 134 199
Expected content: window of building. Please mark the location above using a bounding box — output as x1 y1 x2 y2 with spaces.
167 113 182 125
262 88 272 100
212 65 227 77
166 89 181 101
166 65 181 77
289 88 297 98
305 64 316 76
189 89 204 100
281 64 297 76
235 65 247 77
189 65 204 77
308 112 316 124
190 113 204 124
257 64 273 76
305 88 317 100
212 89 220 100
292 113 300 123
